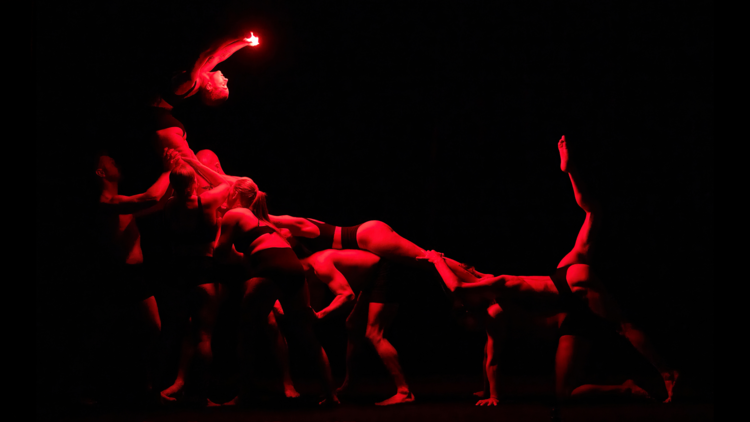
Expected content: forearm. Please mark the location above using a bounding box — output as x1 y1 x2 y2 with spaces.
183 158 228 188
197 38 248 74
144 171 171 200
317 294 354 319
433 259 462 292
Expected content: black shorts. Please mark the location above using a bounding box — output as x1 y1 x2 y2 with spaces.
247 248 305 297
341 224 362 250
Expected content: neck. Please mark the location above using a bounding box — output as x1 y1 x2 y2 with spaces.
100 179 118 200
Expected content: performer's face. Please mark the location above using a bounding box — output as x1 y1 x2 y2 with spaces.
97 156 120 181
211 71 230 98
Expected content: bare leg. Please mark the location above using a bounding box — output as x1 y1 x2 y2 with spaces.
238 277 283 401
556 327 651 402
558 136 676 399
280 282 339 405
357 221 427 262
476 303 505 406
365 303 414 406
267 309 299 398
474 341 489 398
338 292 370 395
160 335 192 403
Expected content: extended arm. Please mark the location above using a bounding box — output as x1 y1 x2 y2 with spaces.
100 150 179 215
182 156 240 186
190 36 253 81
312 260 356 319
181 156 229 208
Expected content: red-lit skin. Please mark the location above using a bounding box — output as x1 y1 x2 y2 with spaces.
299 249 415 405
150 35 255 188
425 136 677 404
157 156 230 404
269 217 430 265
94 150 178 393
215 189 338 405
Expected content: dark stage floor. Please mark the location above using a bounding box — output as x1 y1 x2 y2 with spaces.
42 377 713 422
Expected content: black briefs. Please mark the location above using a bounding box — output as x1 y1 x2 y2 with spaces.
341 224 362 250
295 219 336 253
246 248 305 297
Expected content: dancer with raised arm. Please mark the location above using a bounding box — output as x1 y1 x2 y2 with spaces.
300 249 415 405
425 136 678 404
157 154 230 405
215 177 338 405
85 149 178 401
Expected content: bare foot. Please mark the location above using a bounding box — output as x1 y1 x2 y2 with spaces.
623 379 651 400
476 397 499 406
284 385 301 399
662 370 679 403
159 381 184 404
222 395 239 406
206 398 222 407
375 391 415 406
558 135 569 172
473 390 487 398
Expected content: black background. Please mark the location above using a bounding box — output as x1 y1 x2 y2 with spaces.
36 0 713 404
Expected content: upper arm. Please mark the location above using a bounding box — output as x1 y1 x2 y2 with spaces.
313 259 355 298
100 196 158 215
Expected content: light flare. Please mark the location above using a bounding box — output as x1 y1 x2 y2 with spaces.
245 32 260 46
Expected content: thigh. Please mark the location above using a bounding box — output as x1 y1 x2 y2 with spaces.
242 277 283 321
367 302 399 335
555 334 592 395
346 291 371 335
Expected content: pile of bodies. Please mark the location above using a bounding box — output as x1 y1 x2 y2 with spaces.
90 34 678 408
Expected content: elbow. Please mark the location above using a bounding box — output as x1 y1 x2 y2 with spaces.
343 292 356 303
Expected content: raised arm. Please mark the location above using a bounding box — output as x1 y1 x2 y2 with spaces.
310 259 356 320
425 251 500 303
99 149 179 215
190 36 255 79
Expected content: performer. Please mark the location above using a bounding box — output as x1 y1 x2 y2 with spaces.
425 136 678 404
215 177 339 405
89 149 178 398
300 249 415 405
157 155 230 404
146 34 256 173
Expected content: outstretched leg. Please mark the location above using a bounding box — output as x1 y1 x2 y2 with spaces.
365 303 414 406
557 136 676 401
555 334 650 402
557 135 601 268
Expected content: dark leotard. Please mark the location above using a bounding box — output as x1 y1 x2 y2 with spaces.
145 73 197 138
551 265 617 338
295 219 362 252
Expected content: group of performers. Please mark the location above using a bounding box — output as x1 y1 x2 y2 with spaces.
91 33 678 408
